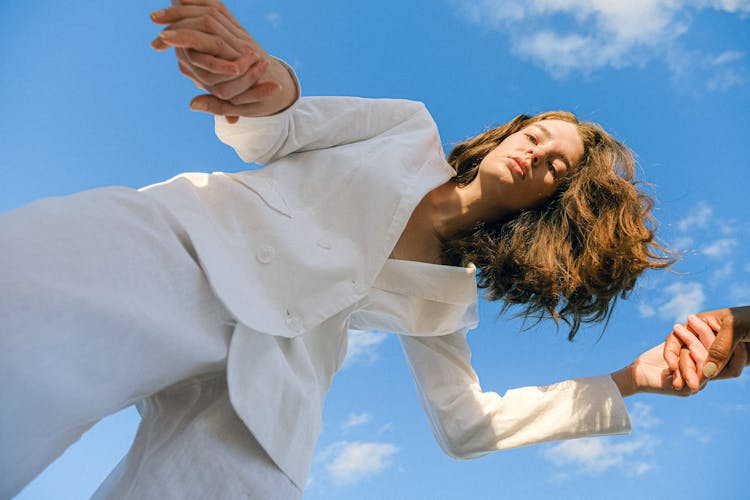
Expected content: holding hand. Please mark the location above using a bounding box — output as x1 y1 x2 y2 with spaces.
664 307 750 391
150 0 298 120
611 342 702 398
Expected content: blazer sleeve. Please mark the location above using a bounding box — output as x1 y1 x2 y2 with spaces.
398 331 631 459
214 92 429 165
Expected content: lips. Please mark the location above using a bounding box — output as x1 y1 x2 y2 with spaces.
509 156 527 177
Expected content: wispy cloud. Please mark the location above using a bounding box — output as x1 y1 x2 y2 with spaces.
341 412 372 431
637 303 656 318
730 284 750 303
684 427 713 444
630 402 661 430
451 1 748 87
544 402 665 477
712 261 734 281
676 202 713 232
702 238 737 259
321 441 399 486
378 422 394 434
543 435 657 476
641 281 705 324
265 11 282 28
344 330 389 368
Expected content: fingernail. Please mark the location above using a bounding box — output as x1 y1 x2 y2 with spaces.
158 30 173 38
151 9 165 19
191 102 207 111
703 362 718 378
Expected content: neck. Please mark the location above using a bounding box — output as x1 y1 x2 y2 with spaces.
424 180 512 239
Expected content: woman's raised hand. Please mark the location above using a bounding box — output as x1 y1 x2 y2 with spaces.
150 0 297 121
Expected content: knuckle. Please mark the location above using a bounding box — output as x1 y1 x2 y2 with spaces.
212 85 231 100
198 15 211 31
708 344 731 360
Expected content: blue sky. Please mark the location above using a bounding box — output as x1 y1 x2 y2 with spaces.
3 1 749 499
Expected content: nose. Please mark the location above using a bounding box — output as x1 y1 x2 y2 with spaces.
527 145 544 166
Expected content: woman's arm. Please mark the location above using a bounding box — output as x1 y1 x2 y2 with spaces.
399 331 631 459
214 96 431 165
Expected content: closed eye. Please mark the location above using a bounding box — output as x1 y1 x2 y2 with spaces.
547 161 557 179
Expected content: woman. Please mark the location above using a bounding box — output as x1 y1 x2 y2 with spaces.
0 1 706 498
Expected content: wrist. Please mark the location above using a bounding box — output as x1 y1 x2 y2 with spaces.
610 364 637 397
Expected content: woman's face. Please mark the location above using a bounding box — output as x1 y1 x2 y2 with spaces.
476 118 585 214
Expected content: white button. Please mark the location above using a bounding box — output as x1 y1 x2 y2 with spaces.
351 279 366 294
285 309 304 332
256 245 275 264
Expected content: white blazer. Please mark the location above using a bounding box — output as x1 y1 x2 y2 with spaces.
144 95 454 339
141 94 630 488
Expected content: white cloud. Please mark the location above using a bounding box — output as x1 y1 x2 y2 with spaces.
656 281 705 324
630 462 655 476
265 11 282 28
341 412 372 431
730 283 750 302
630 402 661 430
378 422 394 434
322 441 399 486
344 330 389 368
702 238 737 259
671 236 695 252
638 302 656 318
684 427 713 444
712 261 734 281
544 403 664 477
711 50 744 65
696 0 750 14
676 202 712 231
452 1 748 85
543 434 657 475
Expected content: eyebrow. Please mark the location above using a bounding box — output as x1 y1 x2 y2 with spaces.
532 123 573 171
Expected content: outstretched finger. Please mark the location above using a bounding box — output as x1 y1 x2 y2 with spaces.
664 331 682 371
672 324 708 364
210 57 270 101
177 60 208 91
703 322 738 378
679 348 700 392
151 5 213 24
179 0 242 25
189 93 279 118
185 48 248 76
686 315 717 348
671 365 685 390
229 81 282 105
151 36 171 51
158 28 240 60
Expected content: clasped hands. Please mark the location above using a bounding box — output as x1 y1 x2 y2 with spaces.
663 306 750 393
150 0 297 121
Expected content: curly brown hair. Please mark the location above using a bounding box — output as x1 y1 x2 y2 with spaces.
442 111 674 340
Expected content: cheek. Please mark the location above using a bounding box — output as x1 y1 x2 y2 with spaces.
530 176 558 203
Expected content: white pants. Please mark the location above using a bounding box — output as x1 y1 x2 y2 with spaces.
0 188 301 499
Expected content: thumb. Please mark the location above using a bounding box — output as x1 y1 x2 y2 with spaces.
703 323 738 378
